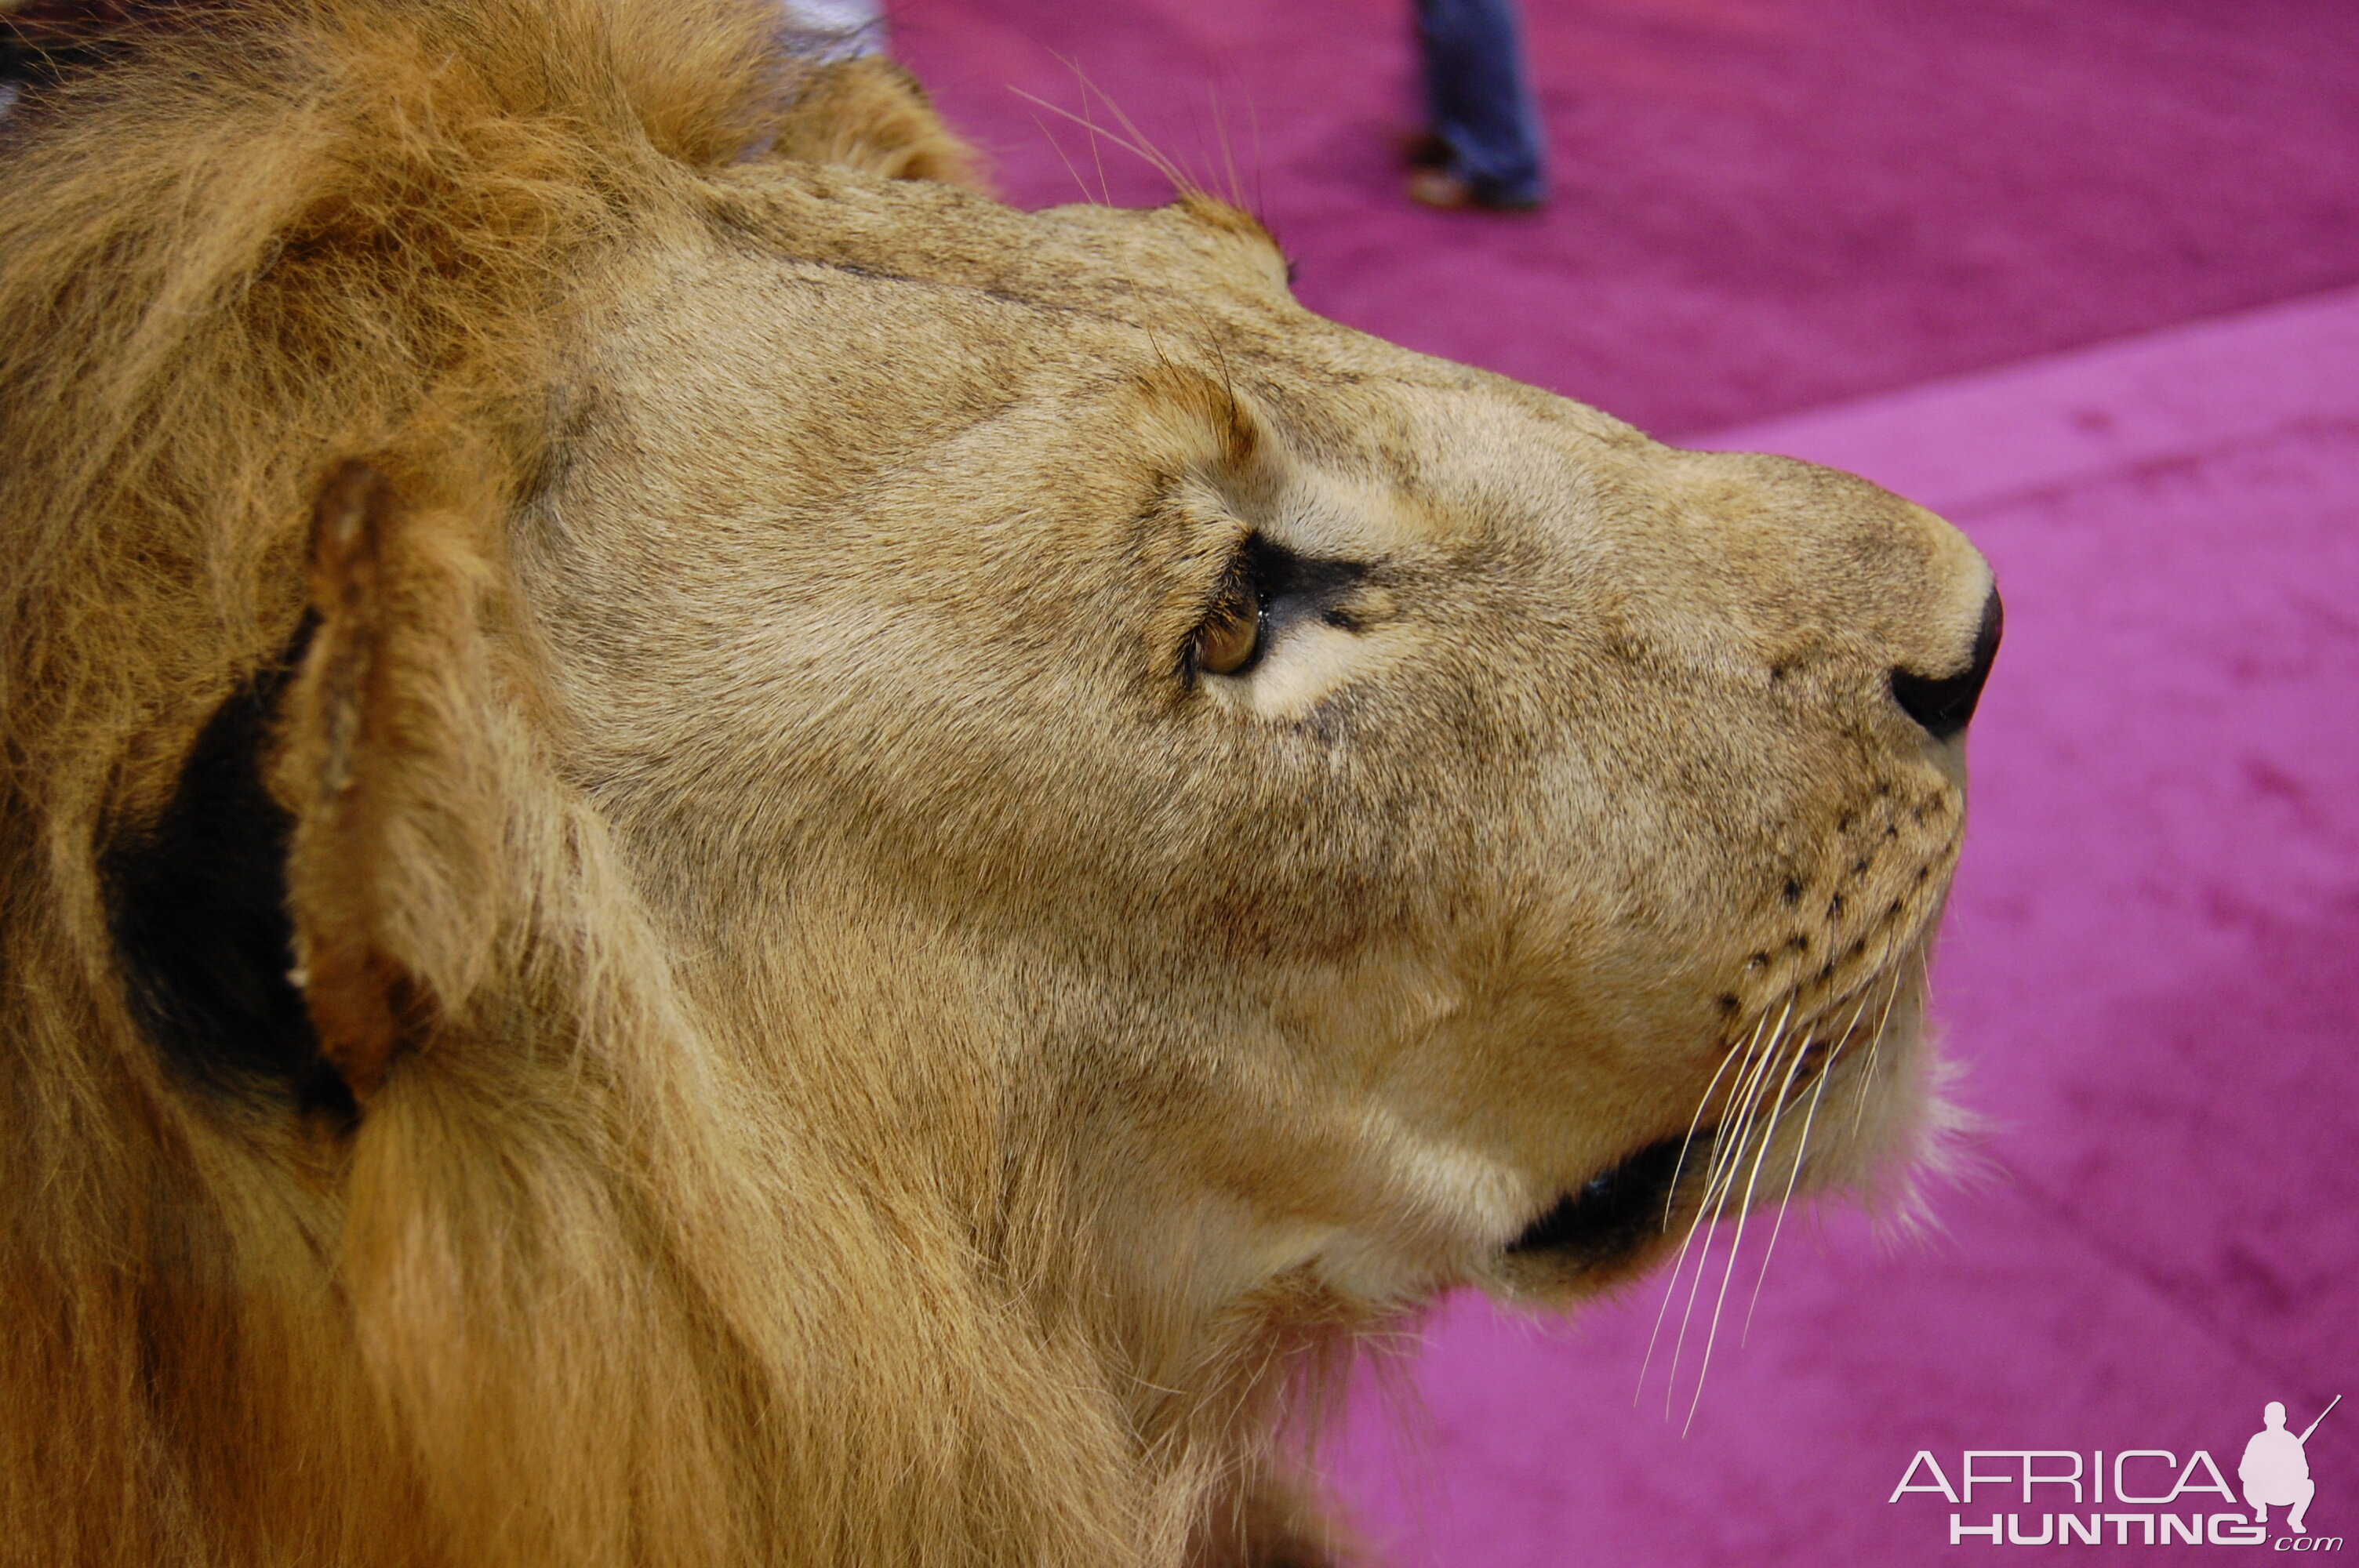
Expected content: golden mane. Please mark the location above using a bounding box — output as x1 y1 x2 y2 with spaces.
1 0 779 752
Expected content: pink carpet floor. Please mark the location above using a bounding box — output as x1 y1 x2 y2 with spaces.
889 4 2359 1560
894 0 2359 434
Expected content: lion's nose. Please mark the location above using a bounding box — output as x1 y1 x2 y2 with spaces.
1889 586 2002 740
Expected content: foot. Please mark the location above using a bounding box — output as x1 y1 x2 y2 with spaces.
1405 167 1544 212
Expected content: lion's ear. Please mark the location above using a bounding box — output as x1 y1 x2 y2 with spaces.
768 56 988 190
277 462 508 1099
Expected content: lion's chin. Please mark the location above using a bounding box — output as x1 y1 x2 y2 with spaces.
1482 955 1950 1304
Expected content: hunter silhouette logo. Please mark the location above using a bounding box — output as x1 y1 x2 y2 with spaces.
2245 1398 2337 1537
1888 1396 2340 1548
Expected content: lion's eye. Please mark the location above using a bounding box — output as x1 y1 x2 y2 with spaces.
1195 583 1263 677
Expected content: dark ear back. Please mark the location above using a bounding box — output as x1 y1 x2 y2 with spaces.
277 462 508 1098
768 56 987 189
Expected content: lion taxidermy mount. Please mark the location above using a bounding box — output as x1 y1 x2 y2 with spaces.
0 0 1997 1562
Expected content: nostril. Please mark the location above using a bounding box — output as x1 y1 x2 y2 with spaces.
1890 586 2002 740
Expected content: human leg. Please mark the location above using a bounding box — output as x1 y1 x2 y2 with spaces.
1411 0 1545 208
782 0 889 58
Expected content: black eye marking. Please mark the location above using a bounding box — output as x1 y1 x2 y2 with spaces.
1243 534 1372 633
1190 534 1374 681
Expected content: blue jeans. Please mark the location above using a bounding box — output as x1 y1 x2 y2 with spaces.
1416 0 1547 205
782 0 890 58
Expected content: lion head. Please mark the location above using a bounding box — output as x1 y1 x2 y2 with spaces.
0 2 1995 1563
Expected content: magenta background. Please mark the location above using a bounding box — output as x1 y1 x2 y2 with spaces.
889 3 2359 1560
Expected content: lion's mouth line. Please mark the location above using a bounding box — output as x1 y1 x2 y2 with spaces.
1503 1133 1699 1266
1504 957 1921 1274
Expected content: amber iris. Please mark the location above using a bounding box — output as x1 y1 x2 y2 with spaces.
1195 589 1261 676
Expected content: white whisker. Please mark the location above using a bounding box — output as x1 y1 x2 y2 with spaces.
1849 964 1908 1134
1681 1021 1812 1433
1740 1029 1841 1347
1641 1048 1765 1405
1637 944 1928 1425
1661 1005 1791 1416
1695 1003 1790 1210
1634 1199 1706 1408
1637 1007 1777 1402
1661 1009 1763 1227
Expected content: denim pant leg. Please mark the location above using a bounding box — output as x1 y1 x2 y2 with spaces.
782 0 890 58
1416 0 1546 204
